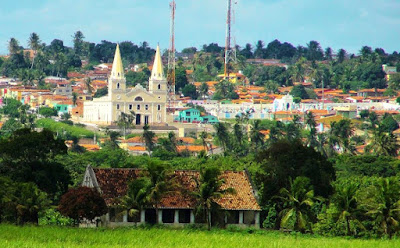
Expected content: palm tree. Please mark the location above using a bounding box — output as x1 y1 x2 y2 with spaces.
304 112 316 130
192 167 235 230
105 130 120 150
200 131 209 152
361 178 400 238
84 77 93 94
275 177 316 233
28 33 41 69
199 82 209 99
145 161 175 224
143 124 156 155
117 111 136 139
159 132 178 154
250 120 264 152
121 177 152 222
331 182 362 236
365 129 399 157
14 182 49 225
290 57 306 83
213 122 230 153
72 92 78 106
329 120 355 154
8 38 20 55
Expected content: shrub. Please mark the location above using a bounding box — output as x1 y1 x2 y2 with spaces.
58 187 107 224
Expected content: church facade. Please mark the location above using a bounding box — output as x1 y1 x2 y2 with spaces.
83 44 168 125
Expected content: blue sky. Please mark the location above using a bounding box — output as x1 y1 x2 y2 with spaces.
0 0 399 55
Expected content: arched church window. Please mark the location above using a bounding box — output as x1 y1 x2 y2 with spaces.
158 84 161 90
135 96 143 101
117 83 120 89
118 73 120 77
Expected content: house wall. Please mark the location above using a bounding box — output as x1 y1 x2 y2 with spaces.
99 208 260 228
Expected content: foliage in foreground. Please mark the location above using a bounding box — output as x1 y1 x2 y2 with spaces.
0 224 400 248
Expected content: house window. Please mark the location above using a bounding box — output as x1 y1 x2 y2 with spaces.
226 211 239 224
179 210 191 223
162 210 175 223
127 210 140 222
137 104 141 110
157 105 161 111
158 84 161 90
145 105 149 110
129 104 132 110
186 112 190 116
117 104 120 110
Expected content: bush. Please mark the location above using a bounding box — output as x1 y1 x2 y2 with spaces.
58 187 107 224
39 208 74 226
39 107 58 118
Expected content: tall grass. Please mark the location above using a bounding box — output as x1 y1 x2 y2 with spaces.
0 225 398 248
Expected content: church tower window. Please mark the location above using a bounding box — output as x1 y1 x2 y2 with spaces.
117 104 120 110
158 84 161 90
117 83 120 89
157 105 161 111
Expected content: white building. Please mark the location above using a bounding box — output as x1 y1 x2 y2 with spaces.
83 44 168 125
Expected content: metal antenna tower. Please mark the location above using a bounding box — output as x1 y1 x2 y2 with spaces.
224 0 237 78
167 0 176 109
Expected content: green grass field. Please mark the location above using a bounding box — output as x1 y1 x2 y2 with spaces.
36 118 95 138
0 225 399 248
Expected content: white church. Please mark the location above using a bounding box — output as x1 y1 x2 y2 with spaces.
83 44 168 125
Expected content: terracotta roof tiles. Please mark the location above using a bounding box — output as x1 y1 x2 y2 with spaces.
92 168 260 211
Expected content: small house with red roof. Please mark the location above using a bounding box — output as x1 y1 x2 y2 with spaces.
82 166 261 228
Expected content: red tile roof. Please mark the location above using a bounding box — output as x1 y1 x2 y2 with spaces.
91 168 260 211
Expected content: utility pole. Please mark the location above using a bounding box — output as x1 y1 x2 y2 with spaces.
224 0 236 78
167 0 176 111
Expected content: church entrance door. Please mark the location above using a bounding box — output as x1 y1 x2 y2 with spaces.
136 114 141 125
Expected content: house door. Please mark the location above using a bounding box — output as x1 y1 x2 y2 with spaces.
144 116 149 125
136 114 141 125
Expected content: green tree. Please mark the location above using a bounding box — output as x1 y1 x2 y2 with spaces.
121 177 152 220
145 162 175 224
365 129 399 157
199 82 209 99
73 31 86 57
213 122 231 153
275 177 316 233
175 67 189 92
192 167 235 230
8 37 21 55
255 139 335 204
330 182 362 236
250 120 264 153
290 85 309 99
117 111 136 139
182 84 198 99
360 177 400 238
0 129 70 198
380 114 399 133
143 124 156 155
39 107 58 118
28 33 41 69
14 182 50 225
